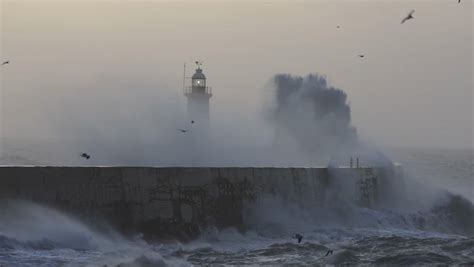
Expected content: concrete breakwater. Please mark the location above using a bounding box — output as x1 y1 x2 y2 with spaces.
0 166 388 240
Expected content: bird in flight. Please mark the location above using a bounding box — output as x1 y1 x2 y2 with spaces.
191 120 195 124
177 129 188 133
336 25 340 29
293 234 303 244
1 61 9 66
80 153 91 160
325 250 333 256
358 55 365 58
401 10 415 24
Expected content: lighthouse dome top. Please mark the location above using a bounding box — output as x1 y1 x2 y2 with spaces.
192 68 206 80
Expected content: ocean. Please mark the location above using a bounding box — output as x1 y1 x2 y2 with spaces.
0 147 473 266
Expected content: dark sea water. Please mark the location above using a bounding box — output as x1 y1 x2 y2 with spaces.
0 147 473 266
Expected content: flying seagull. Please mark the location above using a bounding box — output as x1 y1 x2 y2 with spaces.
358 55 365 58
325 250 334 256
177 129 188 133
1 61 9 66
80 153 91 160
293 234 303 244
401 10 415 24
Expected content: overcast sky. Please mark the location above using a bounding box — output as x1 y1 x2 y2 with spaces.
0 0 472 151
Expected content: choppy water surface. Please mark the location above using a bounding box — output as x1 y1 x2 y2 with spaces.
0 147 473 266
1 225 473 266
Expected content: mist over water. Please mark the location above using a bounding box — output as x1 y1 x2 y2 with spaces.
1 70 387 169
1 71 364 167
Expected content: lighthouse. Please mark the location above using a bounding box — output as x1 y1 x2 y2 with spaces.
185 61 212 127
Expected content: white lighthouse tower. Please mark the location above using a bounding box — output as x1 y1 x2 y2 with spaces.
183 61 212 165
185 61 212 128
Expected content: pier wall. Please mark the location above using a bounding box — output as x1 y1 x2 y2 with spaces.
0 166 381 239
